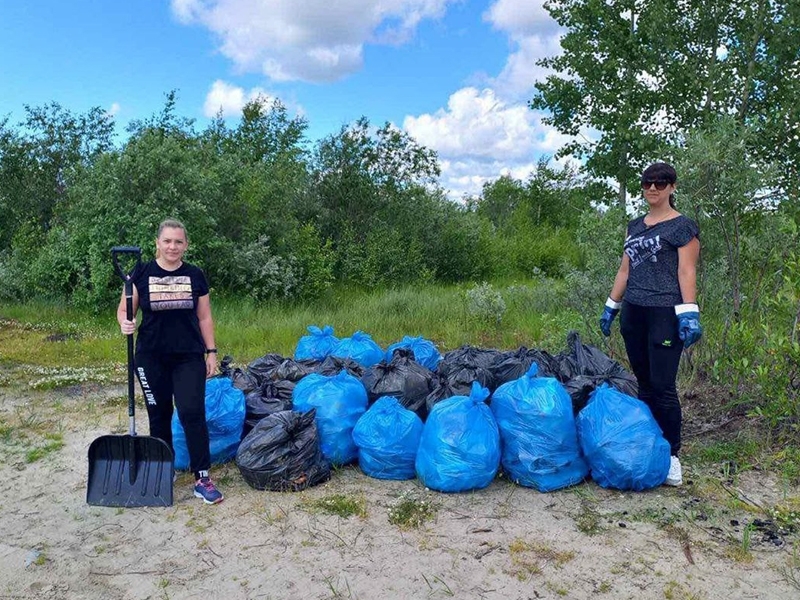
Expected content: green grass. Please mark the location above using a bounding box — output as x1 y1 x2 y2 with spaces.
1 280 584 368
303 493 368 519
387 489 438 529
25 433 65 463
682 435 762 468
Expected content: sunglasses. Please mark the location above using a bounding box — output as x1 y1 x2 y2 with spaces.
641 180 671 190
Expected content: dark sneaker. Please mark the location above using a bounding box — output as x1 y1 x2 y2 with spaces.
194 477 224 504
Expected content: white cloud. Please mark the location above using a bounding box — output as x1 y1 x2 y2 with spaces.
404 87 581 198
171 0 454 83
107 102 121 117
489 33 563 101
202 80 278 117
484 0 556 37
405 88 539 159
398 1 586 197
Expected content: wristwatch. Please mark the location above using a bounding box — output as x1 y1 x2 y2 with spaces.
205 348 218 355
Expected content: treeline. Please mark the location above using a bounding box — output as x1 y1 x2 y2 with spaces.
1 95 799 439
0 94 608 310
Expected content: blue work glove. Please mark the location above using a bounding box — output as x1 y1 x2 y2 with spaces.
676 303 702 348
599 297 621 337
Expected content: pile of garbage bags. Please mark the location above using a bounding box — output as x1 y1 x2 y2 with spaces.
186 327 670 494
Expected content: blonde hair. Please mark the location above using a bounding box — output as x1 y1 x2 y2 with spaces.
155 219 187 259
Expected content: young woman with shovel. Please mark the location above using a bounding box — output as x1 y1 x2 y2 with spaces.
117 219 224 504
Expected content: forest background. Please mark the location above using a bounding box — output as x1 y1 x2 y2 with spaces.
0 0 798 464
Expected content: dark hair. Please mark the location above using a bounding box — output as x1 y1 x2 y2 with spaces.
641 162 677 208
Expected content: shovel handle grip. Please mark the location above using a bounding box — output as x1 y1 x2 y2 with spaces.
111 246 142 285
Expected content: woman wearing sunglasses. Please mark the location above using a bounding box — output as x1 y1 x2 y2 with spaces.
598 162 702 487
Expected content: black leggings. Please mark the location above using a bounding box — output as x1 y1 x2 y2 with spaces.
135 352 210 478
620 302 684 456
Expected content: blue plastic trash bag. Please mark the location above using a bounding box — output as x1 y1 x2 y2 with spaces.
576 383 670 491
415 381 500 493
385 335 442 371
173 376 246 470
352 396 423 480
294 325 340 361
292 370 368 465
331 330 384 368
491 364 588 492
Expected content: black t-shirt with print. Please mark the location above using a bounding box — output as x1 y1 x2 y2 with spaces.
131 260 209 355
623 214 699 307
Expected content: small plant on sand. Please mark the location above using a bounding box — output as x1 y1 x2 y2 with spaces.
25 433 64 463
387 489 437 529
664 580 706 600
306 493 367 519
506 538 575 581
778 541 800 591
767 497 800 532
574 500 603 535
726 524 755 563
421 573 453 597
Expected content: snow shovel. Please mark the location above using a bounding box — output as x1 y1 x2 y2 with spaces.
86 246 174 507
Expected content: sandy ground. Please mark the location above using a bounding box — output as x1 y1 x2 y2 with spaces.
1 372 798 600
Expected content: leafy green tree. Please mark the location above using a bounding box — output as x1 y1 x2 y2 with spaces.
675 116 779 316
0 103 114 251
533 0 799 202
312 117 446 286
531 0 665 206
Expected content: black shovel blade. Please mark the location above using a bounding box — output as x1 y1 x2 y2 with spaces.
87 434 174 507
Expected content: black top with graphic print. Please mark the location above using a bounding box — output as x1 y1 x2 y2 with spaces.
623 214 699 307
131 260 209 354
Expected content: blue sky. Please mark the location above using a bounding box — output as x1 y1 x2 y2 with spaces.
1 1 574 198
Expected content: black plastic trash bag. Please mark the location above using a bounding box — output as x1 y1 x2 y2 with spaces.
425 376 460 415
242 379 296 438
236 409 332 491
315 355 365 378
274 358 319 382
361 349 434 420
384 335 442 371
230 368 258 395
437 345 500 393
439 345 503 373
492 346 556 387
245 353 285 386
552 331 638 413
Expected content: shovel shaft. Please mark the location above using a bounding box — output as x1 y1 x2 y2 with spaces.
126 283 136 429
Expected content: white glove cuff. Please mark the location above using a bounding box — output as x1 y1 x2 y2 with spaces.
675 303 699 315
605 297 622 310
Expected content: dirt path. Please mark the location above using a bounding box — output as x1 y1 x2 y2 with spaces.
1 370 798 600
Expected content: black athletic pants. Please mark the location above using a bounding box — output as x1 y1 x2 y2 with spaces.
135 352 210 478
619 302 684 456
